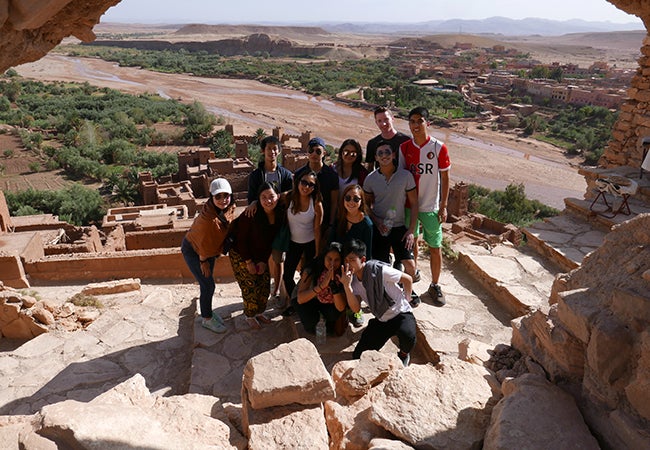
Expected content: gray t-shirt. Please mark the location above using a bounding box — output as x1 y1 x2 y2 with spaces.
363 168 416 227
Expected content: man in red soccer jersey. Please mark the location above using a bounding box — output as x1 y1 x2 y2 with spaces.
399 107 451 306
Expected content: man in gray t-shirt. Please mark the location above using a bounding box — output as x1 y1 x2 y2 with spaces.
363 140 419 282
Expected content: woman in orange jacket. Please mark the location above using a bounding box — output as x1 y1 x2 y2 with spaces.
181 178 236 333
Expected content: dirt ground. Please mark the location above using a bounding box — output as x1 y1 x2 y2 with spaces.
12 54 589 208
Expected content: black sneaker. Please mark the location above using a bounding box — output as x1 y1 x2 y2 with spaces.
428 283 446 306
409 292 421 308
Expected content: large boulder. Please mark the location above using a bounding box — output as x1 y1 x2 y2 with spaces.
17 374 245 449
484 373 600 450
242 338 335 409
368 356 500 449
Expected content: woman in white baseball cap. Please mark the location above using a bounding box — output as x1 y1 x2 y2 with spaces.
181 177 236 333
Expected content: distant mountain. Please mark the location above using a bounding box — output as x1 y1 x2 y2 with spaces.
322 16 644 37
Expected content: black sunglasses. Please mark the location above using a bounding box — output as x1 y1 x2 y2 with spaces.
214 193 231 200
300 179 316 189
344 195 362 203
308 148 323 155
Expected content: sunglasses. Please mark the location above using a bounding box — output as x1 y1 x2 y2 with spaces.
214 193 231 201
376 148 393 157
344 195 362 203
343 150 357 157
300 179 316 189
308 148 323 155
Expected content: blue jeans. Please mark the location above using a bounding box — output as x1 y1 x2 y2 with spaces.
181 237 216 319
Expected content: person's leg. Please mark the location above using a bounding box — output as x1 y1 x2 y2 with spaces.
269 252 282 298
321 303 345 335
229 250 260 318
296 297 320 334
181 238 215 319
405 208 420 273
352 318 393 359
282 241 302 300
389 226 415 278
394 312 417 355
253 266 271 318
419 212 445 305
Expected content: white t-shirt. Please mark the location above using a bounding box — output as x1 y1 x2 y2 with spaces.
350 264 411 322
287 199 315 244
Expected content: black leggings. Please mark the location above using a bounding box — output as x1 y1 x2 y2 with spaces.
283 240 316 298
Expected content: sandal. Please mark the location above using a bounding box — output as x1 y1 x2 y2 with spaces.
256 314 272 324
246 317 261 330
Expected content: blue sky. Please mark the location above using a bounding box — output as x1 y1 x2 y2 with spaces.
101 0 642 25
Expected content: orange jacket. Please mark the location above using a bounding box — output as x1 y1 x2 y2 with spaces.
184 200 236 260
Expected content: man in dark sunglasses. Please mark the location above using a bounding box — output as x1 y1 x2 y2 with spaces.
295 137 339 245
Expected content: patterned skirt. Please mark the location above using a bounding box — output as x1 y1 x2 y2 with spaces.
229 250 270 317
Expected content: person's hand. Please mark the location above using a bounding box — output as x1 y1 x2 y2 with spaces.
323 265 335 284
200 260 211 278
245 260 257 274
402 230 415 251
378 222 389 236
255 262 267 275
244 201 258 218
438 207 447 223
338 263 353 288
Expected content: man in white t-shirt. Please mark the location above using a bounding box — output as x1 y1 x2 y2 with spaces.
340 239 416 367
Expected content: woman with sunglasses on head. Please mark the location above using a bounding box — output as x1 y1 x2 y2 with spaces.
333 139 368 196
181 178 236 334
334 184 373 327
282 170 324 312
229 182 287 330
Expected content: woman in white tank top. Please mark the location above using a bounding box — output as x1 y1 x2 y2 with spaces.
282 170 324 305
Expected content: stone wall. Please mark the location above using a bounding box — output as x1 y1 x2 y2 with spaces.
600 34 650 168
512 214 650 448
24 249 234 283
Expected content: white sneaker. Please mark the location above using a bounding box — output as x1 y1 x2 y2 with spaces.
202 316 227 333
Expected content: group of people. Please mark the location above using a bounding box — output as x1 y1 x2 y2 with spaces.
181 106 451 365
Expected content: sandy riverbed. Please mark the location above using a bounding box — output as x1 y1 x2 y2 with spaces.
15 54 586 208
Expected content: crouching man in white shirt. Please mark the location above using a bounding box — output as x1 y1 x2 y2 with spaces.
339 238 416 367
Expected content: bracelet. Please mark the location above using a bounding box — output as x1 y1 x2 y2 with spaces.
313 286 322 294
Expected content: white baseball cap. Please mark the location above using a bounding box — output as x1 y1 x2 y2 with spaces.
210 178 232 196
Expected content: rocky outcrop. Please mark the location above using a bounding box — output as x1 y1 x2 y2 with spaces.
513 214 650 448
0 0 120 73
484 373 600 450
4 374 246 449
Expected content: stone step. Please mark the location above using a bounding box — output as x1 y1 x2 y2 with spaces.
522 213 607 272
454 241 560 318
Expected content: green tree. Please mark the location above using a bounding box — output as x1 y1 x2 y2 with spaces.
208 129 235 158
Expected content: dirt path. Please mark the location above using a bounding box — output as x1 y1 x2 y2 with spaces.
15 54 586 208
